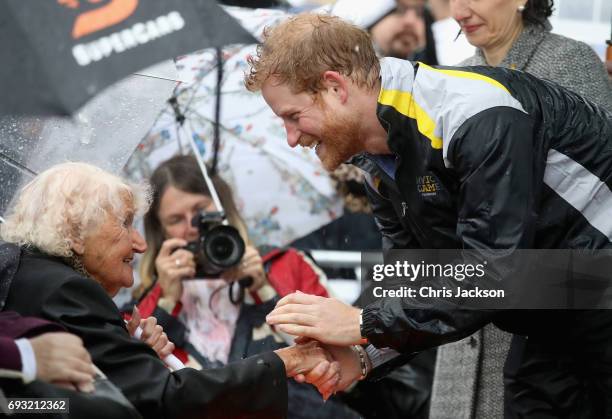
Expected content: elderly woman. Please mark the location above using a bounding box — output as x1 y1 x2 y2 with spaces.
0 162 338 419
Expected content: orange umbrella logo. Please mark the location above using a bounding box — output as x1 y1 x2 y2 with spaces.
58 0 139 39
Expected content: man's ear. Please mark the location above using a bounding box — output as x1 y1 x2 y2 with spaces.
322 71 349 103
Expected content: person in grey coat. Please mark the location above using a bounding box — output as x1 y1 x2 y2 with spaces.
430 1 612 418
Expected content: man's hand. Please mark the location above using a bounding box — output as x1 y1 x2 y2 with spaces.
29 332 95 392
266 292 363 346
127 307 175 358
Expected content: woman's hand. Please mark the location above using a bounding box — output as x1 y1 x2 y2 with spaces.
298 342 366 397
292 337 366 399
274 341 340 400
126 307 175 358
221 245 267 291
155 238 196 303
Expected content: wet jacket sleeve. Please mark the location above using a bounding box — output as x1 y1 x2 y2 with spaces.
361 107 538 354
364 177 419 250
41 275 288 419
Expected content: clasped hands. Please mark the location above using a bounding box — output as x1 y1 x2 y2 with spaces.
267 292 369 400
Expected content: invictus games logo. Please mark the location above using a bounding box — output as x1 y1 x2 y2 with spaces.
416 175 440 197
58 0 186 66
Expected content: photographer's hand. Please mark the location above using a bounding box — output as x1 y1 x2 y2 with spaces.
221 245 267 292
156 238 196 304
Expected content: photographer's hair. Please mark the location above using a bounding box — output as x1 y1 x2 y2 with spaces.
1 162 150 258
138 155 248 293
522 0 554 27
245 13 380 94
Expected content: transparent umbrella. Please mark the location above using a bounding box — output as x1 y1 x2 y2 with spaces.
0 62 177 218
124 7 343 247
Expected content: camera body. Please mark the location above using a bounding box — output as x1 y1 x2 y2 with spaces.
184 211 245 278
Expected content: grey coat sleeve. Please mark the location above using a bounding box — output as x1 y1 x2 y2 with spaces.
547 40 612 114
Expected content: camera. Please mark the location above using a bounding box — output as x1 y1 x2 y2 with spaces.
183 211 245 278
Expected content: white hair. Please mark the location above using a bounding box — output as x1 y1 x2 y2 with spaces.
1 162 151 257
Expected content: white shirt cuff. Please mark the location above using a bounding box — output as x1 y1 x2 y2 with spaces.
364 345 401 368
14 338 36 384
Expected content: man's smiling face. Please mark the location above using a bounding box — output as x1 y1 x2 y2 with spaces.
262 77 364 171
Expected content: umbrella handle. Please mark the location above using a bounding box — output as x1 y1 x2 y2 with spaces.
132 325 186 371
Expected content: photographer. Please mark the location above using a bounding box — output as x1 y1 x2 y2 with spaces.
129 155 360 418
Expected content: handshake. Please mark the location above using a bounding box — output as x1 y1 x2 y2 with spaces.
267 292 370 400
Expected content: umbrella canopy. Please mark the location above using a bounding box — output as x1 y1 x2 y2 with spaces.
124 7 343 247
0 0 255 116
0 61 177 217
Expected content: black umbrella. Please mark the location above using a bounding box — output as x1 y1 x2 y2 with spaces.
0 0 256 116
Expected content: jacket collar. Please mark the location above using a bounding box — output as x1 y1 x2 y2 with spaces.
470 21 551 70
377 58 418 154
350 58 418 175
348 153 380 173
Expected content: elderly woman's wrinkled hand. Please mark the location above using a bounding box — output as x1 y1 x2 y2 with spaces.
293 338 367 400
127 307 175 359
273 341 341 400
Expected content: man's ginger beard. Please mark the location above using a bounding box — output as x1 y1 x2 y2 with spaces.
300 102 364 172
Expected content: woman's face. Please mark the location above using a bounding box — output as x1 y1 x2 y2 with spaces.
80 198 147 296
450 0 525 50
158 186 216 242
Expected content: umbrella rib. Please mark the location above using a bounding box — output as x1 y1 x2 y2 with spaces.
180 57 224 119
133 72 182 84
0 153 37 176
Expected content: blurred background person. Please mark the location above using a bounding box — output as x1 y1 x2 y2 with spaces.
131 155 360 419
0 162 339 419
330 0 437 64
453 0 611 110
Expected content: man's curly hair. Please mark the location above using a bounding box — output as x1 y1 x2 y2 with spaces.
245 13 380 94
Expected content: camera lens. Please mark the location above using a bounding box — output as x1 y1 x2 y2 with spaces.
210 235 233 260
204 225 245 268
